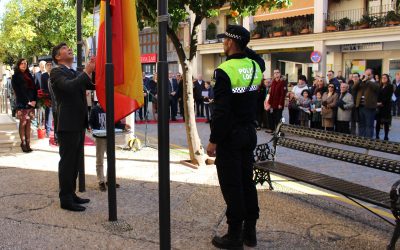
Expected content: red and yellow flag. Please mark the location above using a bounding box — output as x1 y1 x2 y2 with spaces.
96 0 143 122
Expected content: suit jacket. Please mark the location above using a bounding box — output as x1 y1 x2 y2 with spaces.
40 72 50 94
50 65 93 132
34 71 42 90
193 80 205 100
168 78 178 98
352 78 380 109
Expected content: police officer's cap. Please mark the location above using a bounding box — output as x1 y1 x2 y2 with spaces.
217 25 250 47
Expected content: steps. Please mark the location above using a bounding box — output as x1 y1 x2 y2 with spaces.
0 114 19 153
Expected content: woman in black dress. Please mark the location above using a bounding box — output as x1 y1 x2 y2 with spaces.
11 58 37 152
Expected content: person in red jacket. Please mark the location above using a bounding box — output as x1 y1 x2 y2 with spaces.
266 69 287 130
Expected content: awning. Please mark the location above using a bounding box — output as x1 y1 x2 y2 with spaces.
254 0 314 22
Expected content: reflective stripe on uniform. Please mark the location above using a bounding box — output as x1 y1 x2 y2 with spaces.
232 85 258 93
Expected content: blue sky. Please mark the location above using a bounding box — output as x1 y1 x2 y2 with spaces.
0 0 10 18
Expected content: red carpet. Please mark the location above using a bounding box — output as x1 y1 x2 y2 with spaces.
135 117 207 124
48 131 95 146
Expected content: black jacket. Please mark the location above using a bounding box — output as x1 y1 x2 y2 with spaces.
209 52 264 144
11 72 37 109
377 83 394 120
50 65 93 132
193 80 205 101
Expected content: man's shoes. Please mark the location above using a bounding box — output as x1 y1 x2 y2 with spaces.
211 234 243 250
99 182 107 191
106 182 120 188
73 195 90 204
243 226 257 247
60 202 86 212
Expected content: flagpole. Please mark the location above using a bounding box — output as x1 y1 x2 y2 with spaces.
157 0 171 248
105 0 117 221
76 0 86 193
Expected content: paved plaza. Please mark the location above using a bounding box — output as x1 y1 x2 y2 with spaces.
0 114 399 249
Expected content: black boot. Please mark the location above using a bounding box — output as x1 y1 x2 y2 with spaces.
212 225 243 250
243 220 257 247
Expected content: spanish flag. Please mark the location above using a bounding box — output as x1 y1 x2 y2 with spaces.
96 0 143 122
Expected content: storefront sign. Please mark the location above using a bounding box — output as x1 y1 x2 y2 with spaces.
341 43 383 52
310 51 321 63
140 53 157 63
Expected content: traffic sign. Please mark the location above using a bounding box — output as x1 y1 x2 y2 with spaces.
310 51 322 63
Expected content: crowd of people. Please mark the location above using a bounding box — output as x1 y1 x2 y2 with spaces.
137 72 215 123
257 69 400 141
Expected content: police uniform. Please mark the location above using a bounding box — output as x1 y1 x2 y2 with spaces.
209 25 265 249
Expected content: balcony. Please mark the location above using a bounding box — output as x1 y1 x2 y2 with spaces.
324 4 400 32
250 15 314 40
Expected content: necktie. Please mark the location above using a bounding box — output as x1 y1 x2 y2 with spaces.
170 80 174 92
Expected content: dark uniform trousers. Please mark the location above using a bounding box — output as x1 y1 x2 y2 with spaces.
215 123 259 228
58 130 85 203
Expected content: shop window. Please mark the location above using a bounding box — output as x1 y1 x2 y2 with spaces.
389 59 400 79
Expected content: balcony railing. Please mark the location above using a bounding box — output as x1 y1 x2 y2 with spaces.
250 15 314 40
325 4 400 32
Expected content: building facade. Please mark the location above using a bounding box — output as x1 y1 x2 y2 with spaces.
196 0 400 83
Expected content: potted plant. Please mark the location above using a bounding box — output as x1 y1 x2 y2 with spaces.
273 26 284 37
284 25 293 36
266 26 274 38
359 14 372 29
338 17 351 30
325 20 337 32
352 21 360 30
386 11 400 26
292 19 303 35
251 23 264 39
206 22 217 40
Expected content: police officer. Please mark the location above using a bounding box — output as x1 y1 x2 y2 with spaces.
207 25 265 249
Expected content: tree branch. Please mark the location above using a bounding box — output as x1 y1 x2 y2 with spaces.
188 15 203 61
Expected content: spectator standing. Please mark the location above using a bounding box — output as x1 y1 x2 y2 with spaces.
34 61 46 90
292 75 309 99
203 81 214 123
138 72 150 121
149 73 158 121
327 70 340 94
376 74 394 140
312 78 327 99
288 92 299 125
193 75 205 117
40 61 53 137
321 84 338 131
11 58 37 153
176 73 184 119
311 91 323 129
336 83 354 134
267 69 287 130
297 89 311 127
336 70 346 83
168 72 178 121
257 79 270 131
350 73 361 135
89 103 129 191
353 68 380 138
393 71 400 116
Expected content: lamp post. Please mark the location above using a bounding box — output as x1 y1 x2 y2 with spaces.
157 0 171 248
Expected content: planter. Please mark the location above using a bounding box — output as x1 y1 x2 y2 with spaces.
37 128 46 139
300 28 310 34
358 23 369 29
386 21 400 26
273 31 283 37
325 25 337 32
286 31 293 36
251 33 261 39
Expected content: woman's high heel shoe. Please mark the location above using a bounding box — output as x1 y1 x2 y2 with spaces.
20 142 29 153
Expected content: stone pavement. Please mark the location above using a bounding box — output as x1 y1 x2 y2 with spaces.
0 136 397 249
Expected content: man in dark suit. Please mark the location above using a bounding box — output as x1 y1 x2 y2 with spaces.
50 42 95 212
193 74 205 117
168 71 179 121
40 61 53 137
34 61 46 90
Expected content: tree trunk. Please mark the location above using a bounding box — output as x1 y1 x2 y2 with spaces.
181 60 205 166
